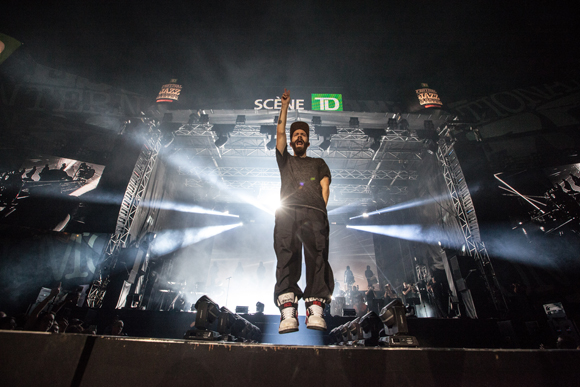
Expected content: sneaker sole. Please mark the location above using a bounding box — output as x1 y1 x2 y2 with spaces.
279 326 299 334
306 322 327 331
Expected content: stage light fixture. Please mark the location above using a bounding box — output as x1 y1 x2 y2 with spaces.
417 120 438 142
217 306 238 340
340 322 352 343
215 134 228 148
349 117 359 128
256 302 265 314
316 125 338 151
266 137 276 150
231 315 262 342
260 125 277 150
398 119 409 131
358 311 382 346
184 295 222 341
159 121 181 148
319 137 331 151
378 299 419 347
364 128 385 153
347 317 362 345
235 306 249 314
312 116 322 126
236 115 246 125
273 115 279 124
213 124 235 148
200 114 209 124
194 295 220 330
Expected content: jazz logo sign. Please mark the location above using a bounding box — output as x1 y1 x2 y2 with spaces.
311 94 343 111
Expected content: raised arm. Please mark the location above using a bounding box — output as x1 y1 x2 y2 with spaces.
276 88 290 154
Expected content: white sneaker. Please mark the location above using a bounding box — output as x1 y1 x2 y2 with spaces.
305 298 327 331
277 292 299 334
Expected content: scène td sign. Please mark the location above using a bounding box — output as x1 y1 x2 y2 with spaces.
254 93 343 111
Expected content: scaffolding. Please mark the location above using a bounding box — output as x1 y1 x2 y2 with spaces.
437 132 508 314
86 129 162 308
436 134 508 316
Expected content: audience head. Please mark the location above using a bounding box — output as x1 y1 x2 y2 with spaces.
0 316 17 330
37 312 56 332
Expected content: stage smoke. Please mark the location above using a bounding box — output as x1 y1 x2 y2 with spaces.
151 223 242 256
349 194 450 219
346 224 454 247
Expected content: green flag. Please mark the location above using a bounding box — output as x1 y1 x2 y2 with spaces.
0 33 22 65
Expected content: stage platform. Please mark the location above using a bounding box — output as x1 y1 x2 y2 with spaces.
1 330 579 387
72 308 550 349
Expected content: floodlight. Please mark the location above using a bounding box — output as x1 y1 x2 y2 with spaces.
349 117 359 127
194 295 220 330
236 115 246 125
363 128 385 153
266 137 276 150
312 116 322 126
213 124 235 148
260 125 277 150
235 306 249 314
319 137 331 151
378 299 419 347
217 306 238 336
347 317 362 344
358 311 382 346
316 126 337 151
256 302 265 314
214 134 228 148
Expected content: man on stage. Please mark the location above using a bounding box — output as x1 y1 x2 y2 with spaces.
274 88 334 333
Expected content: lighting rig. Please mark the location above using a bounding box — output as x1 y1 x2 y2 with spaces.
378 299 419 347
328 300 418 347
184 295 262 342
495 172 580 236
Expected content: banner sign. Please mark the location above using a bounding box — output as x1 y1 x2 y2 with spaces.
253 93 343 111
156 79 183 103
312 94 343 111
415 83 442 108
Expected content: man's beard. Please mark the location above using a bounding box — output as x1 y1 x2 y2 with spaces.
291 142 307 157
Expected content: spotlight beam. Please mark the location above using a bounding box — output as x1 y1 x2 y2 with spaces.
494 173 544 213
151 223 243 256
349 194 451 219
346 224 452 246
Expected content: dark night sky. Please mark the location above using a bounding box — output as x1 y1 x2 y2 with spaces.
2 1 579 105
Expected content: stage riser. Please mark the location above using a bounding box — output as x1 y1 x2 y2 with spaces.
2 331 579 387
0 331 88 387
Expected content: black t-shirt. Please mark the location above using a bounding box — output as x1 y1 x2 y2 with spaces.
276 147 331 213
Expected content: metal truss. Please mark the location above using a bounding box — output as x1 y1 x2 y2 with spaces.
178 166 418 180
173 124 425 164
87 131 162 308
184 178 408 195
437 137 508 315
175 123 422 143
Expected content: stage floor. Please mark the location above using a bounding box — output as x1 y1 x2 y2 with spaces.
2 330 579 387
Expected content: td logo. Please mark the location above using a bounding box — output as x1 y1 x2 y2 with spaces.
312 94 343 111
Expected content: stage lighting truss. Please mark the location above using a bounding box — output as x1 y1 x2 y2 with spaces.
437 137 509 315
178 166 417 180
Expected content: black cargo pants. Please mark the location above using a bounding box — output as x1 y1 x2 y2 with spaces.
273 206 334 305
